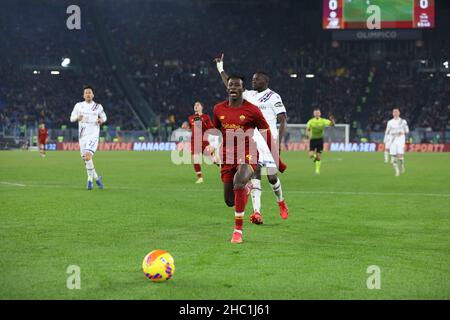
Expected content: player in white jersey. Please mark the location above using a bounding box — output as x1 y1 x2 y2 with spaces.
70 86 107 190
214 53 289 224
383 129 393 164
385 108 409 176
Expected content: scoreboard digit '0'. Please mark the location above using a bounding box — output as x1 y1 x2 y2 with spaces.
323 0 435 30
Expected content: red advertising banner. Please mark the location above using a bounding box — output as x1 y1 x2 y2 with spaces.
406 143 450 152
55 142 450 153
282 142 450 153
58 142 133 151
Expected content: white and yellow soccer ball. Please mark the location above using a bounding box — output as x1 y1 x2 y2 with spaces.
142 250 175 282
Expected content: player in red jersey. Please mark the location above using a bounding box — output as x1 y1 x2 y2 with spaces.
188 101 214 183
38 123 48 158
213 75 277 244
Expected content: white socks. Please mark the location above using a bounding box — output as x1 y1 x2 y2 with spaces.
250 177 285 214
250 179 262 213
270 178 283 202
85 159 98 181
384 151 389 163
393 158 400 176
393 157 405 175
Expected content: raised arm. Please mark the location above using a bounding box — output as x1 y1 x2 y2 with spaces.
214 53 229 88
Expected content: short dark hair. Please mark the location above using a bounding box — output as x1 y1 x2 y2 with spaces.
313 108 321 112
254 71 270 80
227 74 245 86
83 85 94 92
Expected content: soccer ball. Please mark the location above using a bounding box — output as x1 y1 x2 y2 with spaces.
142 250 175 282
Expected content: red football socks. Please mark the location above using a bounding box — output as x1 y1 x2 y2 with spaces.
193 164 202 177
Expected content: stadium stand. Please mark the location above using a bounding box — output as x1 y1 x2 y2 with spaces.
1 0 449 143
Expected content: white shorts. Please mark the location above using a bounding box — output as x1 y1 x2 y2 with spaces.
79 136 99 158
253 131 277 168
389 138 405 156
384 140 391 150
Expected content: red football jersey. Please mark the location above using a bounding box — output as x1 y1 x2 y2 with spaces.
188 114 213 141
213 100 270 165
38 128 48 141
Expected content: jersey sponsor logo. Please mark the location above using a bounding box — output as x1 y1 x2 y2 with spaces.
222 123 244 130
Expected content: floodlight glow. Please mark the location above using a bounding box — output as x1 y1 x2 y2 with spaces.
61 57 71 67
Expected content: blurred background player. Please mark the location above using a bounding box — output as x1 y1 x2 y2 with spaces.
38 122 48 158
383 124 393 164
306 109 336 174
385 108 409 176
70 86 107 190
214 54 288 225
188 101 214 183
213 75 275 244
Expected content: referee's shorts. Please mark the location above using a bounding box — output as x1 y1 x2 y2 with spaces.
309 138 324 153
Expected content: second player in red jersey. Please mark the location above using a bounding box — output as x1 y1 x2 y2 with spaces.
188 101 214 183
212 75 275 244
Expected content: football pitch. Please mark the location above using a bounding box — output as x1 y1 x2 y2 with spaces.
0 150 449 300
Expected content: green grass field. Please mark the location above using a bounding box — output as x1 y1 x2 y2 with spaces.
344 0 412 22
0 150 449 299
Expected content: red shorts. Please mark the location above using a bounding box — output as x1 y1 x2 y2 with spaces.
38 139 46 146
220 163 258 184
191 141 209 155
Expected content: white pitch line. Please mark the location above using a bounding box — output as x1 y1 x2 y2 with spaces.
1 181 449 198
0 181 27 187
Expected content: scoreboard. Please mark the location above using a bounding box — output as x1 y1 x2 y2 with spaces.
323 0 435 29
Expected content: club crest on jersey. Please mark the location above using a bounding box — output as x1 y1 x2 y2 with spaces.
220 116 225 120
239 115 246 121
